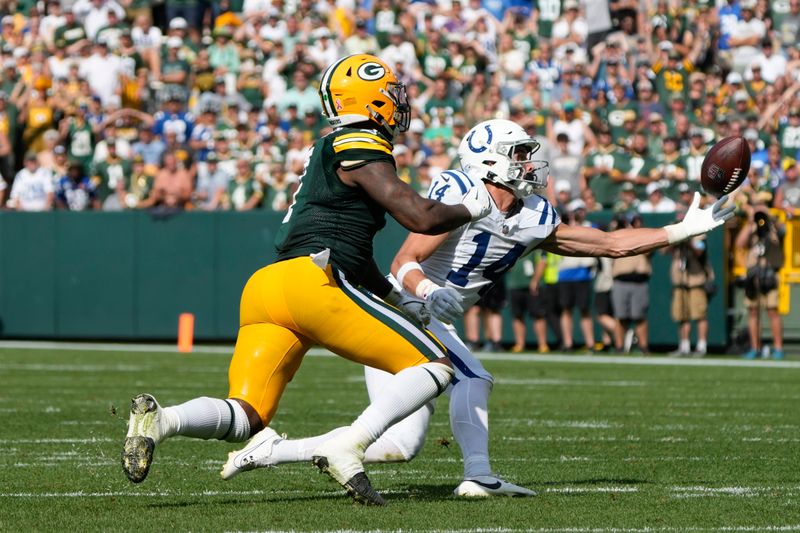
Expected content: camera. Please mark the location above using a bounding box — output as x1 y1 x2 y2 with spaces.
754 209 771 238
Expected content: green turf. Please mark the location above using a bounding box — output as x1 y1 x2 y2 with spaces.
1 348 799 532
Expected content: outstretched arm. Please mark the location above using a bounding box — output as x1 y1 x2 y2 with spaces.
540 223 669 257
541 192 735 257
339 161 489 234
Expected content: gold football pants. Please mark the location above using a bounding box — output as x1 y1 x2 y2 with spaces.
228 256 448 425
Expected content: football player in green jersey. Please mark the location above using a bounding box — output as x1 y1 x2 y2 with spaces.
121 54 492 506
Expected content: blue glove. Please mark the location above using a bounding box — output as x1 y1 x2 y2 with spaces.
427 286 464 324
384 289 431 327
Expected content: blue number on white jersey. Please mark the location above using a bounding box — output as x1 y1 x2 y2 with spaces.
422 169 560 309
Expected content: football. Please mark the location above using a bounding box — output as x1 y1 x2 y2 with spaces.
700 136 750 197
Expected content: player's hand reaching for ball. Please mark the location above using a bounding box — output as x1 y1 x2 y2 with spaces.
664 192 735 244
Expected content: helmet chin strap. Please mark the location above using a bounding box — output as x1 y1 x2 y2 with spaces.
366 105 396 137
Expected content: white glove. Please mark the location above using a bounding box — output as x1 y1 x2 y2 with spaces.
664 192 735 244
460 184 492 221
383 289 430 327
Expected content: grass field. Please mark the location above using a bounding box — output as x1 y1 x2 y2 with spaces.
1 344 799 532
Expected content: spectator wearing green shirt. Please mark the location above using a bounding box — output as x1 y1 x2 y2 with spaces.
209 26 240 76
262 162 295 213
613 181 639 214
95 8 130 51
372 0 398 49
160 37 191 102
535 0 563 39
53 8 87 49
583 126 630 209
507 251 548 354
778 107 800 158
61 104 96 173
222 159 262 211
645 112 667 159
91 139 131 210
684 128 710 190
419 32 452 81
160 17 198 64
626 132 660 198
423 78 460 129
124 154 154 209
606 85 637 146
654 136 688 200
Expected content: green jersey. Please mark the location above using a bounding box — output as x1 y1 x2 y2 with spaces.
67 120 95 169
656 153 689 199
778 122 800 158
586 146 630 208
536 0 562 39
511 30 538 62
275 127 395 281
652 59 692 103
606 102 637 146
92 157 132 201
373 8 398 49
684 146 709 188
420 51 451 80
507 251 541 290
424 96 459 128
226 177 263 210
54 22 87 46
627 152 659 197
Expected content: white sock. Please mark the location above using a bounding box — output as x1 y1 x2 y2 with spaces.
269 427 348 463
696 340 707 353
680 339 691 353
352 362 452 446
166 397 250 442
450 377 493 479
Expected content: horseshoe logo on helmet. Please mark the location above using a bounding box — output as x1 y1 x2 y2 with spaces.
357 62 386 81
466 125 493 153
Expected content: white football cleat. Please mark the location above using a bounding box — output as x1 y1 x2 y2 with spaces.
221 427 282 480
454 475 537 497
312 434 384 505
121 393 167 483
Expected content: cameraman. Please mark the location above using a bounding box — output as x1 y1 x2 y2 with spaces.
669 231 712 357
611 214 652 354
735 208 785 360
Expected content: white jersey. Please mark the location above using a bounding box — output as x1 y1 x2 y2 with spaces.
421 170 560 309
9 167 54 211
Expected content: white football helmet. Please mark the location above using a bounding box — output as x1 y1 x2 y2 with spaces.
457 119 549 198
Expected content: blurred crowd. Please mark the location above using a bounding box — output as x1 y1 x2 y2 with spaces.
0 0 798 216
0 0 794 355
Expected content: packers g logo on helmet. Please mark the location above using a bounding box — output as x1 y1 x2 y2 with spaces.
357 62 386 81
318 54 410 135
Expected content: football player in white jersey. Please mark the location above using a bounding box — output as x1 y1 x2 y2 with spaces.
220 119 735 497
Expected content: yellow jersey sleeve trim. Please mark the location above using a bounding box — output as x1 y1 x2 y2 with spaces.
333 131 392 150
333 141 393 155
